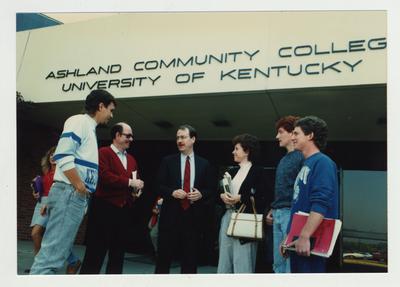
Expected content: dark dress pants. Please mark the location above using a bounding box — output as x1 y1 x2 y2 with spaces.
155 207 199 274
80 197 131 274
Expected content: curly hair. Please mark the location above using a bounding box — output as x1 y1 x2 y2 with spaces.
40 146 56 174
295 116 328 150
232 133 260 162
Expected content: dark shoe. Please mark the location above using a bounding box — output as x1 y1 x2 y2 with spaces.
66 259 81 274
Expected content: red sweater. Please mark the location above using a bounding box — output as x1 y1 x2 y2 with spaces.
42 169 55 197
94 146 139 208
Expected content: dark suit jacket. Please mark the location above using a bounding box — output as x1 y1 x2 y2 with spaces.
95 146 139 208
157 153 213 231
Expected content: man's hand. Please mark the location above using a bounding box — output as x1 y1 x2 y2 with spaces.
129 179 144 200
172 189 187 199
266 209 273 225
130 179 144 190
63 168 89 196
284 235 311 257
132 190 143 199
74 181 89 196
187 188 202 202
279 237 290 258
295 235 311 257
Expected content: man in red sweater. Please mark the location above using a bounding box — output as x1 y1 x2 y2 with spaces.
80 122 144 274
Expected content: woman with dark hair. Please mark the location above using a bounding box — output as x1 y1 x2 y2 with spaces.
217 134 266 273
29 147 81 274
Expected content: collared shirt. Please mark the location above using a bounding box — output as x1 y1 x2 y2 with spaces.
53 114 99 193
110 144 134 188
110 144 127 170
180 153 195 189
231 161 252 196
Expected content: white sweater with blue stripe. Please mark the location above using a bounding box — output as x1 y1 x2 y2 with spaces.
53 114 99 193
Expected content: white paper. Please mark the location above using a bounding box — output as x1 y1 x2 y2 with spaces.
223 172 233 194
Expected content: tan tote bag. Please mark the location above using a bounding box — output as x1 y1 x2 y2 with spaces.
226 196 264 240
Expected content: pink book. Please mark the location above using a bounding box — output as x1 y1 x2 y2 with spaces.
283 212 342 258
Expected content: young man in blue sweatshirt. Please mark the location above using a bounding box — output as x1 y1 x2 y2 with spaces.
283 116 339 273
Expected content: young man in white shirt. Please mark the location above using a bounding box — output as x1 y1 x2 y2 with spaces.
30 89 116 274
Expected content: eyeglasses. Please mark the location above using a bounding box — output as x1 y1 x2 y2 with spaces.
176 135 190 140
122 133 133 139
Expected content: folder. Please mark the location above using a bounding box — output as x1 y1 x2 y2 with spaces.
32 175 43 203
283 211 342 258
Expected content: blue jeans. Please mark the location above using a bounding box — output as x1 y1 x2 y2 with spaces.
30 182 88 274
272 208 291 273
30 195 79 266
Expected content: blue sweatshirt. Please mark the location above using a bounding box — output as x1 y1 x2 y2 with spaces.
288 152 339 233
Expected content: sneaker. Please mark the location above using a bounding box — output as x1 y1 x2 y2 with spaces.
66 259 81 274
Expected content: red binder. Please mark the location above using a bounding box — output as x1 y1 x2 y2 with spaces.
283 212 342 258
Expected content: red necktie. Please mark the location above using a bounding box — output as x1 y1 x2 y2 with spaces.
181 156 190 210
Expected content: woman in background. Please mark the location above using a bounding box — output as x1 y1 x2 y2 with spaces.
29 146 81 274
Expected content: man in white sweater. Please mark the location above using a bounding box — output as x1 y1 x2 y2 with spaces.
30 89 116 274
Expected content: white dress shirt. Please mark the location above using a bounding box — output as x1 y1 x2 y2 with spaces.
180 153 195 189
110 144 127 170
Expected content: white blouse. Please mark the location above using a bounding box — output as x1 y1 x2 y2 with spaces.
231 161 252 196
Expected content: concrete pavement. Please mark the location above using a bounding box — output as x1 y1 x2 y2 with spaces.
17 240 217 275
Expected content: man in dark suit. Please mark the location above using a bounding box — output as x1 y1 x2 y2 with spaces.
155 124 214 274
80 122 144 274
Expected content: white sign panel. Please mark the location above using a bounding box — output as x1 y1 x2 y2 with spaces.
16 11 386 103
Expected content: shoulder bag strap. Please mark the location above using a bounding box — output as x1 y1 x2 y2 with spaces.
229 203 246 236
250 196 259 238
